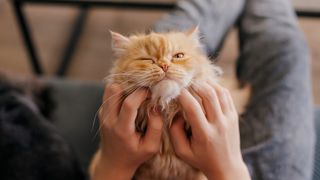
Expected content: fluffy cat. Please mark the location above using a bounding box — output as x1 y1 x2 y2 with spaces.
90 27 249 180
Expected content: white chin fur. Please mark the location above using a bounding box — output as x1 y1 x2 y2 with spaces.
151 80 181 108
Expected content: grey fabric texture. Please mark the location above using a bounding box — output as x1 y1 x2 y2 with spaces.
47 79 103 168
154 0 315 179
313 107 320 180
153 0 245 55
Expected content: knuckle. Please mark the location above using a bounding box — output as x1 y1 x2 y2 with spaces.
216 120 229 134
183 103 198 114
106 84 119 94
101 121 112 130
202 88 216 101
114 126 127 139
214 85 224 94
100 116 113 129
122 98 135 112
199 130 214 145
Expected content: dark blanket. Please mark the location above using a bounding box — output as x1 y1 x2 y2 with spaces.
0 75 86 180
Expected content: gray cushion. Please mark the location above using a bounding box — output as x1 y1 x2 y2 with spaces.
47 78 104 168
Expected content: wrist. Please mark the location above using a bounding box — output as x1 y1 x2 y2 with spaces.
205 161 251 180
91 154 137 180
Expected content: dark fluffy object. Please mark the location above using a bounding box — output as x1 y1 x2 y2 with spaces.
0 74 87 180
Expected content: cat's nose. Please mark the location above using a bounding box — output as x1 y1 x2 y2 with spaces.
161 64 169 72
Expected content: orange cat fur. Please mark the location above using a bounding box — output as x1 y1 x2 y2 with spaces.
90 27 249 180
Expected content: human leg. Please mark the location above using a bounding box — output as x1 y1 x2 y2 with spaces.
237 0 315 179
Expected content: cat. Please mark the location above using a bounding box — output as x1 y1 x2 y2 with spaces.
90 27 250 180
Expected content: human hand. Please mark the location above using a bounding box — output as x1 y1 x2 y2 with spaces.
91 85 163 180
170 81 251 180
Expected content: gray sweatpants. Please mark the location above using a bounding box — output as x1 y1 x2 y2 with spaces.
154 0 315 179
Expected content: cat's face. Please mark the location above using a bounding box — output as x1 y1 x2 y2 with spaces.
109 28 218 106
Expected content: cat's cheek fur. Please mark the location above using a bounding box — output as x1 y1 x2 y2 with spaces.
180 71 193 87
151 80 180 108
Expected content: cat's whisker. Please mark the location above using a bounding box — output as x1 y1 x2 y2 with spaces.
105 73 155 84
92 97 126 139
91 80 147 133
94 84 148 138
92 79 150 128
93 84 148 139
92 86 137 139
104 72 151 80
107 72 149 76
106 72 151 78
91 87 129 133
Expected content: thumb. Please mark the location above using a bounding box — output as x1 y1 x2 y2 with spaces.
142 108 163 151
170 115 193 160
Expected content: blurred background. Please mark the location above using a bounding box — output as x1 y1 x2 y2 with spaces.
0 0 320 180
0 0 319 105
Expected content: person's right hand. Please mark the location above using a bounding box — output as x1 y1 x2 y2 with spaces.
170 81 251 180
91 84 163 180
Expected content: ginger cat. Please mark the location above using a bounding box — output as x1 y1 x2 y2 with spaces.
90 27 250 180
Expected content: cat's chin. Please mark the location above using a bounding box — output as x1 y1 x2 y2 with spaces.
151 79 181 108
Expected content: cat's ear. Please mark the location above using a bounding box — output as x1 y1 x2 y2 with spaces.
185 26 199 38
110 30 130 56
185 26 201 46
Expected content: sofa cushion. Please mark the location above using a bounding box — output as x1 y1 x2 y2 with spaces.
48 78 104 169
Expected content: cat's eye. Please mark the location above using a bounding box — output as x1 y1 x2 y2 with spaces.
173 53 185 59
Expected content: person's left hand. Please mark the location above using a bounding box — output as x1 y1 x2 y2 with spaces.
91 84 164 180
169 80 250 180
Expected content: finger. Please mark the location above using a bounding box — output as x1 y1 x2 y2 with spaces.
117 88 148 132
207 80 230 114
100 84 122 124
225 89 237 113
170 115 193 161
178 89 208 137
192 83 222 122
141 109 164 152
